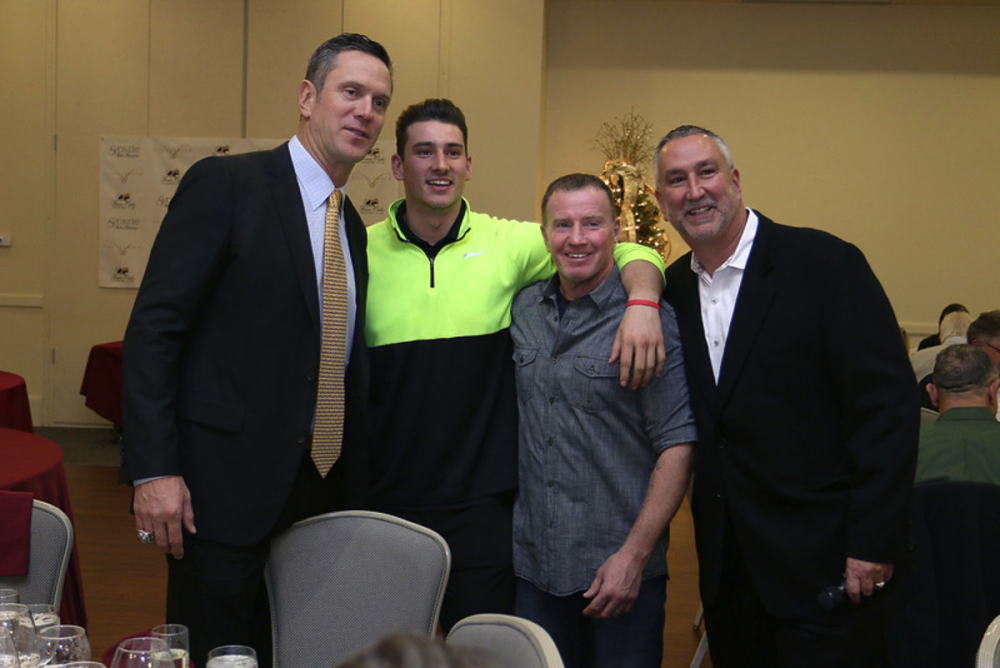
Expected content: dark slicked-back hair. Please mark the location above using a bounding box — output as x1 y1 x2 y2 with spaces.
540 173 616 227
304 33 392 93
967 310 1000 343
653 124 734 186
933 344 999 395
395 98 468 156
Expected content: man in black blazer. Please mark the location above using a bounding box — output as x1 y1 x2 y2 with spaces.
121 34 392 666
655 126 918 666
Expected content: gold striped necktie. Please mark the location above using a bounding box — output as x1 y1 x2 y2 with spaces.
312 190 348 478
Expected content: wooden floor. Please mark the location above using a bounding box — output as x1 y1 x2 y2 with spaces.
64 464 711 667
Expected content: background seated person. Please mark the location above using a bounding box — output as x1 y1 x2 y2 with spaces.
916 302 969 350
915 344 1000 485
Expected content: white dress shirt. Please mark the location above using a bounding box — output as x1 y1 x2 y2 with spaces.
691 209 759 382
288 135 357 367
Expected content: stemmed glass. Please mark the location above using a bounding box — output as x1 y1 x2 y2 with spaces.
0 591 18 605
206 645 257 668
25 608 58 639
150 625 188 668
38 625 89 666
0 625 21 668
0 603 38 668
110 637 172 668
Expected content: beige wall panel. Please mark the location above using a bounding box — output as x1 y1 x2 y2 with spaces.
0 1 53 427
148 0 245 136
51 0 153 425
345 0 442 133
0 1 52 296
545 1 1000 326
447 0 545 222
246 0 344 138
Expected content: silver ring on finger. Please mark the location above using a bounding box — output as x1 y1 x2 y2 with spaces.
138 529 156 544
874 581 886 590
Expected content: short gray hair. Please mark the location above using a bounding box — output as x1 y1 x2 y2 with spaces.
933 344 998 395
652 125 734 186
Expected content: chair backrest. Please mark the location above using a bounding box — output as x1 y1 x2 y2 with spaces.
0 500 73 607
446 614 564 668
265 510 450 667
978 614 1000 668
920 407 940 426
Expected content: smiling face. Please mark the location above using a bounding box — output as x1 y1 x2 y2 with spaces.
542 186 620 300
391 120 471 221
297 50 392 185
655 133 744 245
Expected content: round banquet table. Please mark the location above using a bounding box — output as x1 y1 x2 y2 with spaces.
0 427 87 627
0 371 33 432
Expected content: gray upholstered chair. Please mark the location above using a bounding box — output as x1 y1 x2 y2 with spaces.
978 614 1000 668
265 510 450 667
446 613 564 668
0 500 74 608
920 407 940 426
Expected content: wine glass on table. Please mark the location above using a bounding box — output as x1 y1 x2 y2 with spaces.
38 625 89 666
150 625 188 668
206 645 257 668
0 625 21 668
0 603 38 668
0 591 18 605
25 607 58 639
110 637 172 668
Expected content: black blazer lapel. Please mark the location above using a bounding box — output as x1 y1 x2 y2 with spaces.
667 254 718 413
269 144 322 334
713 214 779 411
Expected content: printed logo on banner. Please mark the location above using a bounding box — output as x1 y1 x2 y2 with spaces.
161 168 182 184
107 218 141 230
107 142 141 158
361 146 385 164
216 145 231 155
110 167 143 183
111 265 135 284
155 195 173 208
156 144 193 160
360 198 386 216
112 193 136 209
358 173 391 188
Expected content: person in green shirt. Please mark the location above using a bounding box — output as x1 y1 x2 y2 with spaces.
916 343 1000 485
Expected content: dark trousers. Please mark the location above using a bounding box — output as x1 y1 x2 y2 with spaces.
515 576 666 668
166 453 340 668
386 493 516 632
704 521 886 668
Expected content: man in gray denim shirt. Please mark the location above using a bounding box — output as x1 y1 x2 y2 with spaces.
510 173 696 668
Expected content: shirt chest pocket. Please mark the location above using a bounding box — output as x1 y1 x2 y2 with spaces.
568 356 622 413
513 347 539 401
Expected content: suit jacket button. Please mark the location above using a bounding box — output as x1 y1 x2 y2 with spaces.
297 435 308 445
306 373 315 382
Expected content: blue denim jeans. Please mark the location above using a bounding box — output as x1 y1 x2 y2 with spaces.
515 576 666 668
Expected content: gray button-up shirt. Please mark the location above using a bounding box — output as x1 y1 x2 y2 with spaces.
510 266 697 595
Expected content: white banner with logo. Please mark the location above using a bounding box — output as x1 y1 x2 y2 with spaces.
98 136 398 288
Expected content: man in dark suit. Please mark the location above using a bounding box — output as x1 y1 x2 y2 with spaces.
121 34 392 666
655 125 918 667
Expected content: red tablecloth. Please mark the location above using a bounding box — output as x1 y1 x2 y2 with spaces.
0 371 33 432
80 341 124 429
0 428 87 628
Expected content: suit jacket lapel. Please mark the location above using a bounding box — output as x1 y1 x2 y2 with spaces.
669 255 718 413
269 144 322 333
714 214 778 410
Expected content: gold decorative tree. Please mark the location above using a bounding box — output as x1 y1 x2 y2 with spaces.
593 109 670 260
